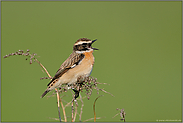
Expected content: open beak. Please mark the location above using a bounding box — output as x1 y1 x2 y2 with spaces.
91 39 99 50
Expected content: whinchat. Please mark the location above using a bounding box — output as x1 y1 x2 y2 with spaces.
41 38 98 98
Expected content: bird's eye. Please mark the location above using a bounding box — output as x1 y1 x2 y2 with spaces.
83 43 87 45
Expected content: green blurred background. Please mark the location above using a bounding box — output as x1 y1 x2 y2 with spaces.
1 1 182 122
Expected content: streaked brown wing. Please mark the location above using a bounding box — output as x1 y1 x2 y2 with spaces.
47 52 85 86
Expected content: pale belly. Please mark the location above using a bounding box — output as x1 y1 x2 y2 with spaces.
58 57 94 85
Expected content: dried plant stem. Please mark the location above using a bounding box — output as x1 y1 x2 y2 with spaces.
112 113 119 118
83 117 105 122
79 94 84 122
73 103 77 122
115 108 126 122
71 99 74 122
35 58 62 122
64 100 72 108
120 108 126 122
59 96 67 122
49 117 62 121
35 59 51 78
95 88 115 97
55 88 61 122
93 95 104 122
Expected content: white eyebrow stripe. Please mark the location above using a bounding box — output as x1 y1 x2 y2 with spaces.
75 41 92 45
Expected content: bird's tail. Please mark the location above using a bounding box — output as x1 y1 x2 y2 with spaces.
41 90 50 98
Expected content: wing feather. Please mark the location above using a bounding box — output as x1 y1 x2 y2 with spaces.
47 52 85 86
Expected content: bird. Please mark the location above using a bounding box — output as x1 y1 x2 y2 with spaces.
41 38 98 98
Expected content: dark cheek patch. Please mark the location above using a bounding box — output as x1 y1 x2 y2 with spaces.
73 44 89 51
78 45 84 50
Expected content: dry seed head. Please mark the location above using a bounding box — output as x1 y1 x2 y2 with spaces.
18 50 23 53
18 52 22 55
3 55 8 58
24 53 29 56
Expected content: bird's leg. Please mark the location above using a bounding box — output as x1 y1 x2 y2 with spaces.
67 84 79 99
72 76 85 100
72 76 84 100
72 88 80 100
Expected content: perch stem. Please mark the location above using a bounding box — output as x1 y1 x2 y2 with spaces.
79 94 84 122
35 58 62 122
71 99 74 122
55 88 62 122
59 95 67 122
35 59 51 78
73 102 77 122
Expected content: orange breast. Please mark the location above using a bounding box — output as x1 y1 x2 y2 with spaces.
83 51 94 65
